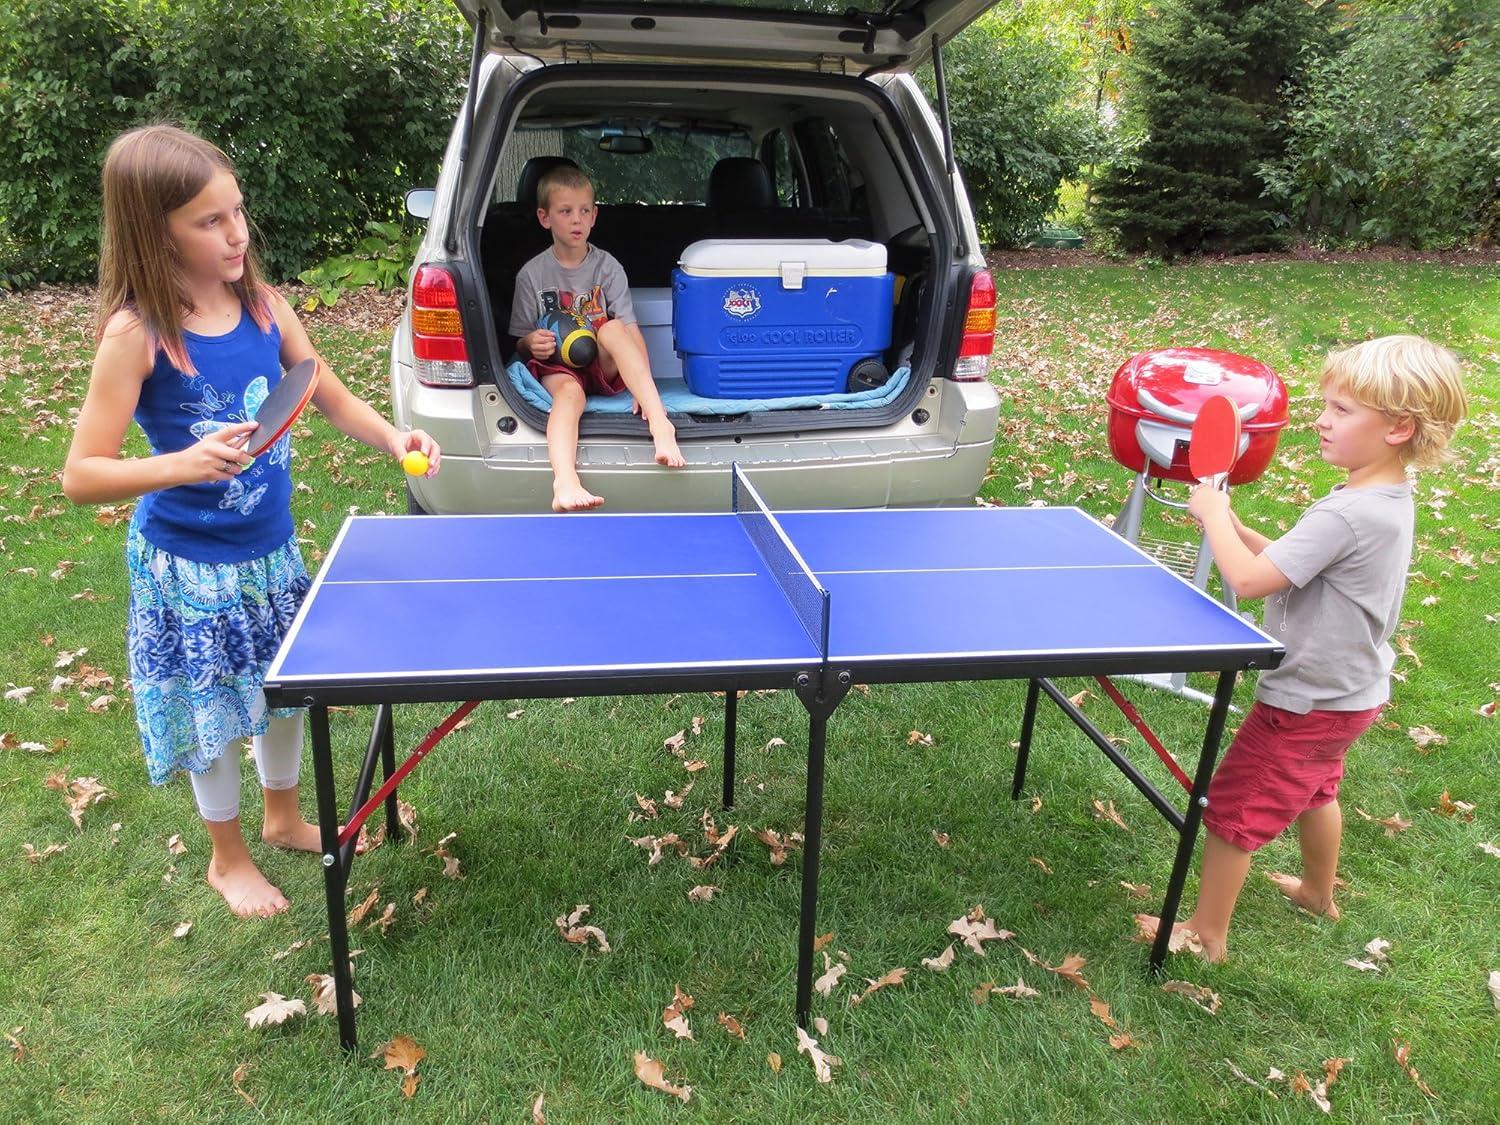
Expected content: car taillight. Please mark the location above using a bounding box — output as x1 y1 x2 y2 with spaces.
951 268 995 382
411 264 474 387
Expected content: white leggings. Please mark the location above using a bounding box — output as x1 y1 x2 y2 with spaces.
189 713 304 823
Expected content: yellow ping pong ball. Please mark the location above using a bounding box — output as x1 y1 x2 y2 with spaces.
402 450 429 476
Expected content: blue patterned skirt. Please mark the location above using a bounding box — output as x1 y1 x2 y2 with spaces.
126 524 311 785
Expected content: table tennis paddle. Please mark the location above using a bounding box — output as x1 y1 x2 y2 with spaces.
1188 394 1242 490
239 357 320 456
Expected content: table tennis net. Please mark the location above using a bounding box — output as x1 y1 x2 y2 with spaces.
731 464 830 659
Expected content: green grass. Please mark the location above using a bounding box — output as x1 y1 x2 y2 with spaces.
1 263 1497 1121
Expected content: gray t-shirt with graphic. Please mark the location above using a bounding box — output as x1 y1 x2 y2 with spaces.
1256 481 1414 713
508 243 635 340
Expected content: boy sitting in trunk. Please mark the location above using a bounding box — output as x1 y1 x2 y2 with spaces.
509 165 684 511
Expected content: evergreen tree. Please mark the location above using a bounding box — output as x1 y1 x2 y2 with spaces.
1093 0 1328 255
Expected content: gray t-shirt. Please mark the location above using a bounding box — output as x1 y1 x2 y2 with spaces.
508 244 635 340
1256 481 1414 713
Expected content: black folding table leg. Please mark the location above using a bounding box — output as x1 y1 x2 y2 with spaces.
723 687 738 810
795 707 829 1028
1150 670 1237 972
1012 678 1041 799
309 704 359 1051
380 705 400 840
793 668 851 1027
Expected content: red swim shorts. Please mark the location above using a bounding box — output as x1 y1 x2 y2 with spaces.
1202 700 1383 852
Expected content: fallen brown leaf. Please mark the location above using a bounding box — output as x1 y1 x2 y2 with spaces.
1108 1032 1137 1050
947 905 1015 956
662 984 695 1040
1021 947 1090 990
1119 880 1151 898
718 1012 746 1040
1487 970 1500 1011
554 903 611 952
813 952 847 998
231 1062 254 1107
687 885 719 903
1432 791 1476 820
307 972 361 1016
767 1052 782 1074
931 829 950 848
907 730 934 746
1091 798 1131 832
756 827 803 866
244 992 306 1029
532 1091 545 1124
1133 913 1203 955
21 842 66 863
1161 979 1221 1014
1028 856 1053 875
972 977 1039 1004
1089 995 1117 1029
43 774 113 830
795 1026 841 1083
633 1050 692 1102
1392 1038 1437 1099
1406 724 1447 751
350 889 381 928
850 966 908 1005
922 943 957 972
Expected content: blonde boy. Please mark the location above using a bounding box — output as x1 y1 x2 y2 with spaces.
1150 335 1467 961
508 166 683 511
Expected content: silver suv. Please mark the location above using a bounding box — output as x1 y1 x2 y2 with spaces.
395 0 1000 513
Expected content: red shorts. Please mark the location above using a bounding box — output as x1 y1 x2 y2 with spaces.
528 355 625 398
1202 701 1382 852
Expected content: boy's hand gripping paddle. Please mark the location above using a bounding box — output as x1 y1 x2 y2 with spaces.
1188 394 1243 491
239 357 320 456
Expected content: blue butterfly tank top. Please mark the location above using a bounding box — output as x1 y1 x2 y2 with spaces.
131 305 295 564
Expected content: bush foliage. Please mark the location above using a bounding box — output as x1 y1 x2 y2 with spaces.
0 0 467 285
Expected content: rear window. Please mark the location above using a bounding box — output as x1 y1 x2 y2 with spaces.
502 123 753 206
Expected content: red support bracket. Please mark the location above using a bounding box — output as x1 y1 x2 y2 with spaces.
337 700 481 847
1093 676 1192 792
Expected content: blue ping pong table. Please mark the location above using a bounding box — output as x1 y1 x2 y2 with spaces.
264 466 1282 1051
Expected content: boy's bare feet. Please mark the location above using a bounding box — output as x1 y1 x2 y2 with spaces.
262 817 323 852
207 852 289 918
553 478 605 512
1267 871 1340 919
649 419 685 468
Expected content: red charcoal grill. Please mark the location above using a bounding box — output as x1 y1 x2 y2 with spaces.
1106 348 1288 702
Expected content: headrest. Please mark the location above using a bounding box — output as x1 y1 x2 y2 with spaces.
517 156 581 209
708 157 774 211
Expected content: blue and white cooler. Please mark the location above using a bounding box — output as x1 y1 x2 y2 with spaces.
672 239 895 397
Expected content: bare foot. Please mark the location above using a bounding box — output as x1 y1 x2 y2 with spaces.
262 818 323 852
207 854 289 918
1268 872 1340 919
649 419 685 468
552 479 605 512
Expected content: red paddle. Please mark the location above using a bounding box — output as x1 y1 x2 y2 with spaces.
240 357 320 456
1188 394 1242 490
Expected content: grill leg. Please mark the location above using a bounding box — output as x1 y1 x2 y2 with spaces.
1116 470 1150 544
1150 670 1237 973
1012 678 1041 799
